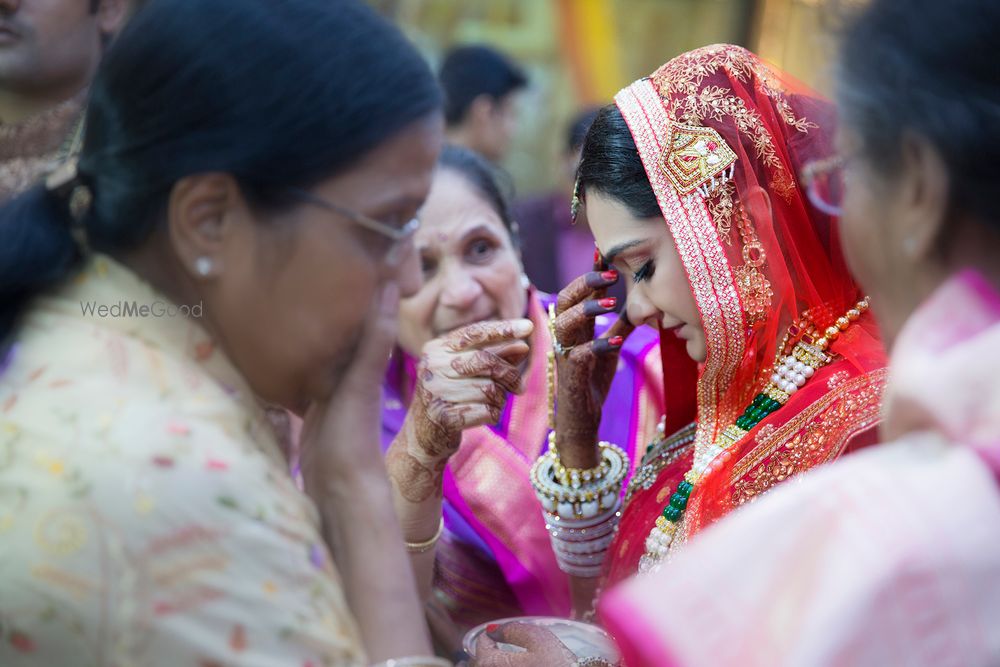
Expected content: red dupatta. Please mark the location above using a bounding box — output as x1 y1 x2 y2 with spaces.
603 45 887 584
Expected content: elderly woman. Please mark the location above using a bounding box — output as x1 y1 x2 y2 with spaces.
591 0 1000 665
0 1 450 665
381 146 663 637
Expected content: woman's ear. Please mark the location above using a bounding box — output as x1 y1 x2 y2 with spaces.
96 0 132 40
166 173 241 280
895 132 950 261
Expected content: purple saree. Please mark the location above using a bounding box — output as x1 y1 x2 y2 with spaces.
381 289 663 628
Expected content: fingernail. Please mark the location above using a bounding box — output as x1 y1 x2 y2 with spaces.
512 319 534 337
599 297 617 309
601 270 618 282
594 248 600 263
486 624 499 633
609 336 624 347
586 271 610 288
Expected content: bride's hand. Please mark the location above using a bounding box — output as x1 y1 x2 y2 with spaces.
552 268 634 469
387 319 533 501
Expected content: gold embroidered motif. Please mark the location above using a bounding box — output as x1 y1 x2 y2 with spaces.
660 123 737 196
731 368 887 504
650 45 818 202
827 370 851 389
706 180 737 244
732 205 773 326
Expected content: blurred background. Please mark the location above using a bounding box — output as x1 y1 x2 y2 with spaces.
369 0 849 198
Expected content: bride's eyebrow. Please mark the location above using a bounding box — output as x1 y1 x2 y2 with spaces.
603 239 645 264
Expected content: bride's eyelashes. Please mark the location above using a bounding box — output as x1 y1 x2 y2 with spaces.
632 260 656 284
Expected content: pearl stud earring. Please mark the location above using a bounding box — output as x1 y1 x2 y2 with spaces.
195 256 213 277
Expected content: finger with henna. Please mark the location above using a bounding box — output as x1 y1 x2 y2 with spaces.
483 340 531 367
554 297 617 346
444 319 533 352
555 270 619 315
444 350 524 394
592 315 635 354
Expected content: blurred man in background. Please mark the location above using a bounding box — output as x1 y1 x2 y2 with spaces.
439 44 527 164
515 107 625 303
0 0 133 200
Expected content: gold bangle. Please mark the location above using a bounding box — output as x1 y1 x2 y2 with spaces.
405 518 443 554
549 432 611 487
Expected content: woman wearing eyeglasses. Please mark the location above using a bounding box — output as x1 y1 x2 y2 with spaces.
0 1 452 665
473 47 891 656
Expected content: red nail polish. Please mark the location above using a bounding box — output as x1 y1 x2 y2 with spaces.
599 297 617 309
486 623 499 633
609 336 624 347
601 270 618 281
594 248 600 263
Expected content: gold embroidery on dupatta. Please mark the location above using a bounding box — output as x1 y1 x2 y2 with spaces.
707 180 737 244
650 44 818 202
618 80 747 455
672 368 886 551
732 203 773 326
730 368 887 504
659 123 737 196
703 167 773 327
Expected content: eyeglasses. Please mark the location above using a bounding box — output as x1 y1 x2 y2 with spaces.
287 188 421 265
801 154 846 217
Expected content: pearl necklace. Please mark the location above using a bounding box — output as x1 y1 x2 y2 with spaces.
637 298 870 574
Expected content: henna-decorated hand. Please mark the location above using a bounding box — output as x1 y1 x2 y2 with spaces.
553 267 634 469
472 623 577 667
387 319 533 503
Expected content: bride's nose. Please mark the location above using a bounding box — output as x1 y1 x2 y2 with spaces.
626 284 660 329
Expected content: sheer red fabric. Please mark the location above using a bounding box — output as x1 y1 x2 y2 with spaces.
602 45 888 585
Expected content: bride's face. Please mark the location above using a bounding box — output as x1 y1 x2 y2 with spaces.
585 191 706 362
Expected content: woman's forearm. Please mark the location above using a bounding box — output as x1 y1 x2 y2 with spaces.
311 463 433 662
385 427 448 602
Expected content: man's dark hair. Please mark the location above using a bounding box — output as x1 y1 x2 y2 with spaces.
439 45 527 127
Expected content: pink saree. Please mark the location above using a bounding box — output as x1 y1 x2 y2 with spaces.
601 270 1000 666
